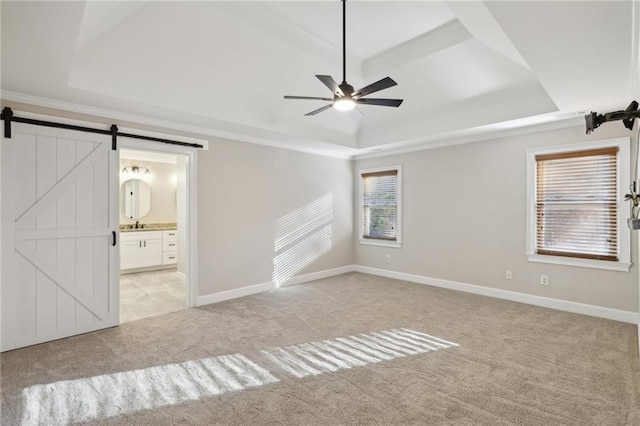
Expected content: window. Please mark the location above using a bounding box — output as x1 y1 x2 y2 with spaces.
536 148 617 260
359 166 402 247
527 138 630 271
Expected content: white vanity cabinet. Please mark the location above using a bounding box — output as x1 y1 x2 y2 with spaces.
162 230 178 265
120 231 163 270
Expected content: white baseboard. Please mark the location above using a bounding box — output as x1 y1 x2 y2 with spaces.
195 263 637 324
354 265 639 324
196 281 273 307
196 265 356 307
279 265 355 287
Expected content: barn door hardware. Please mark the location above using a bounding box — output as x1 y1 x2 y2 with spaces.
0 107 204 148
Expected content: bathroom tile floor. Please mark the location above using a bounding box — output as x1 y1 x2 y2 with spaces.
120 269 186 323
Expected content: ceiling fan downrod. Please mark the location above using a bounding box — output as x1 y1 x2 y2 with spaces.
342 0 347 85
337 0 355 104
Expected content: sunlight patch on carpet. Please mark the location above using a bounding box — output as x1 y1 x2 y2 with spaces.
19 329 458 423
20 353 278 425
260 328 459 378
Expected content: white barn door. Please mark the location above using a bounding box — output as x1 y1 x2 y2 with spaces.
1 123 119 351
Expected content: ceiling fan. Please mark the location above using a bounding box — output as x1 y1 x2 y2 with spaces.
284 0 403 116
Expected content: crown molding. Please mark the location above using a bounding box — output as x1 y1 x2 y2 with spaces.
354 114 585 160
0 91 357 160
2 91 587 163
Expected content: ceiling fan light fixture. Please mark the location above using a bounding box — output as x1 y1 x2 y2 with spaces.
334 98 355 111
284 0 402 116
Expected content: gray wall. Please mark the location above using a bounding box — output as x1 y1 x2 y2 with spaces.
355 123 638 312
1 101 354 298
4 100 636 312
197 138 354 295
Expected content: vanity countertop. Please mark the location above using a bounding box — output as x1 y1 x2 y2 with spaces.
120 222 177 232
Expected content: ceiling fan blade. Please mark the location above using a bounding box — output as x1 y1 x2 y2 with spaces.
285 95 333 101
356 98 403 107
305 104 333 116
316 75 344 96
353 77 397 98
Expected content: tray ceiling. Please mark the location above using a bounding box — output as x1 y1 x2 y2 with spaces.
2 1 637 157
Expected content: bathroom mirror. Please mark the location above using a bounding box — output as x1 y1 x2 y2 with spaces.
121 179 151 219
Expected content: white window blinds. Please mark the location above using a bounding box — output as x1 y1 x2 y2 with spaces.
535 147 618 261
362 170 398 240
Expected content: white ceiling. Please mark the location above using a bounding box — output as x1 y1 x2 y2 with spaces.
2 1 638 158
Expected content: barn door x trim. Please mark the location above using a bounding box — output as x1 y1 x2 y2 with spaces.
1 108 203 351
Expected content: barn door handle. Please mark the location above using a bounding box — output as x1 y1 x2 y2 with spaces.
112 231 116 246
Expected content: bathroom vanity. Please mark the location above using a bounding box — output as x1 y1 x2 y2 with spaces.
119 175 178 272
120 228 178 271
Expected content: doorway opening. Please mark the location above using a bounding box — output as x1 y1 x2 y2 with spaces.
118 148 190 323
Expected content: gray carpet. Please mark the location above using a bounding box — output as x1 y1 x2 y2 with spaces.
2 272 639 425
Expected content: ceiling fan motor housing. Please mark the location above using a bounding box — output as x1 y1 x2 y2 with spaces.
338 83 354 99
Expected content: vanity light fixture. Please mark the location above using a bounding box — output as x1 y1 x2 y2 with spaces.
121 166 150 175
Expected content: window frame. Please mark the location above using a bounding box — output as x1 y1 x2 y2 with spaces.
526 137 631 272
359 165 402 248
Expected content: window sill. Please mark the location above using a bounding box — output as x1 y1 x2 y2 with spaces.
527 254 631 272
359 239 402 248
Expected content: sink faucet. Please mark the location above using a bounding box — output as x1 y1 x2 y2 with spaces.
135 220 139 229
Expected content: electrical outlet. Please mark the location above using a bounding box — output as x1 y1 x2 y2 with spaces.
385 254 391 262
540 275 549 286
505 270 512 280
